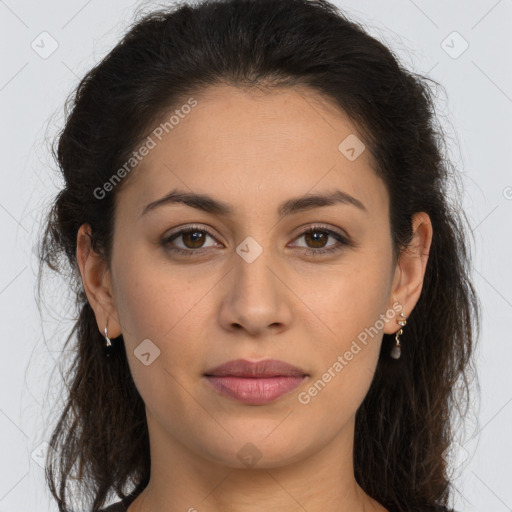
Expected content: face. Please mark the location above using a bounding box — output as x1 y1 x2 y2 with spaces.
105 85 402 468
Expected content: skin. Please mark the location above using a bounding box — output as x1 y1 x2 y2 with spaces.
76 85 433 512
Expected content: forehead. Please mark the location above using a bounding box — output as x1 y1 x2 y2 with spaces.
116 85 387 220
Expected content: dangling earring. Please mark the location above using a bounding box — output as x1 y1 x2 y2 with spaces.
104 326 112 346
390 312 407 359
104 325 113 357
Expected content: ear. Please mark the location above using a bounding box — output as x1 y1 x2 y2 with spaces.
383 211 433 335
76 224 122 338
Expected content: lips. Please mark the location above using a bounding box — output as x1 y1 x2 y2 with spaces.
204 358 308 378
204 359 308 405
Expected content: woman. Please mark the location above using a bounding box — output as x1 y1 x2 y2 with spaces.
37 0 480 511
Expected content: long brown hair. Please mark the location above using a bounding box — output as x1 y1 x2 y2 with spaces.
37 1 480 510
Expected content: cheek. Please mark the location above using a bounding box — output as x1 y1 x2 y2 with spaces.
292 256 391 340
113 244 205 337
293 267 388 415
112 252 218 378
112 262 209 415
291 256 390 405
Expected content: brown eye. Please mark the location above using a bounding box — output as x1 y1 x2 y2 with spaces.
162 223 353 258
180 230 207 249
291 225 351 256
162 225 220 256
303 230 330 249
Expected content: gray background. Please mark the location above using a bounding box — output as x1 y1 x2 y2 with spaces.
1 0 511 511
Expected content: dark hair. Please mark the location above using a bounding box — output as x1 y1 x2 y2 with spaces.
37 0 480 511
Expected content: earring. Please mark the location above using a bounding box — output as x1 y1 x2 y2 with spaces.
390 312 407 359
104 325 113 357
104 326 112 347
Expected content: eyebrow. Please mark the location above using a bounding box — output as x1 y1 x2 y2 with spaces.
139 188 367 219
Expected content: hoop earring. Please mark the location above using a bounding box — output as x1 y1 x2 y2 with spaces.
390 312 407 359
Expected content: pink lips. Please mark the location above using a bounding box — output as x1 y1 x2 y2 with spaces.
204 359 308 405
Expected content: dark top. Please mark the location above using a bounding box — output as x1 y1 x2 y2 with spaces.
99 492 138 512
98 492 456 512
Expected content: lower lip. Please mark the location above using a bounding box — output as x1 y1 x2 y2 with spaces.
205 375 306 405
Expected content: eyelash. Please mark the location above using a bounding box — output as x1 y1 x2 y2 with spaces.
161 223 353 257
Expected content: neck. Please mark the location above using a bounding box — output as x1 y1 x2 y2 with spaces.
127 412 387 512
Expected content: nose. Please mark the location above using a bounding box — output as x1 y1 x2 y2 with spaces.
217 243 293 337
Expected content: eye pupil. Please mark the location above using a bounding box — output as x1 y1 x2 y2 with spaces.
305 230 327 248
184 230 205 248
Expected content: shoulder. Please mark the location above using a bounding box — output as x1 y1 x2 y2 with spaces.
387 505 458 512
97 504 125 512
97 492 138 512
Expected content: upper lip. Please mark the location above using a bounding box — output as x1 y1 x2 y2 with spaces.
204 359 308 378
